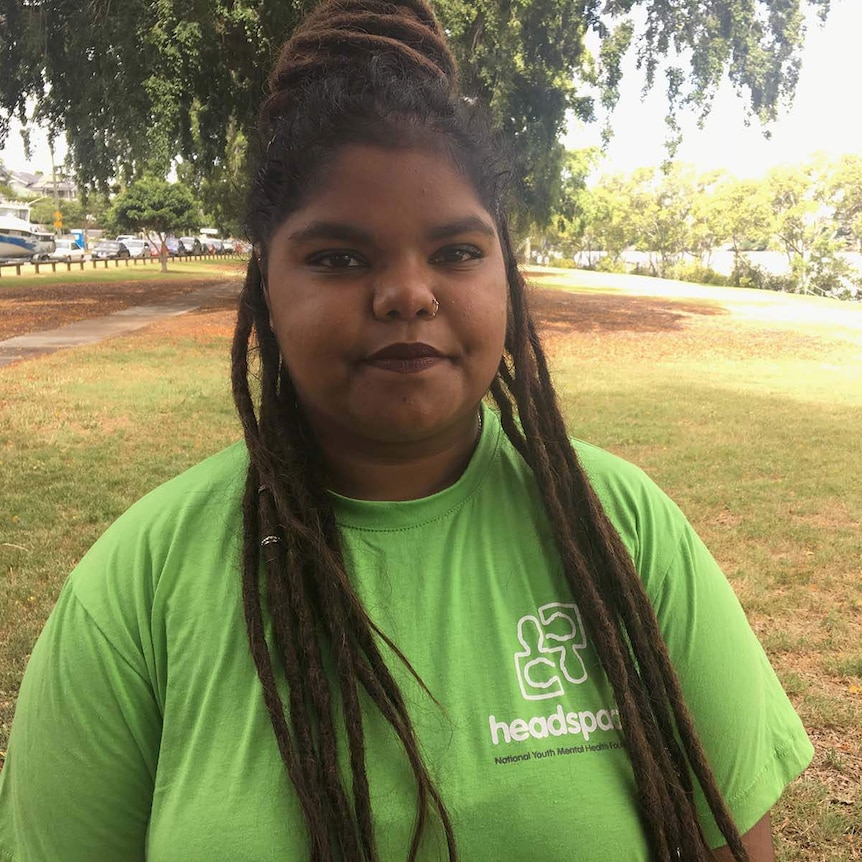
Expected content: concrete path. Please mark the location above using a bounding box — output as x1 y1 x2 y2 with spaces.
0 281 240 368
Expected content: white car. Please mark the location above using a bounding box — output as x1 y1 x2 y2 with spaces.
123 238 155 258
49 238 87 262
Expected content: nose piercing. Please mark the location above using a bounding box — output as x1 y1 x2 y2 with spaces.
428 298 439 318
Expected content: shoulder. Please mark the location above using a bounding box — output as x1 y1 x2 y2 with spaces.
137 439 247 510
570 438 691 586
489 427 692 596
68 442 249 608
99 440 247 548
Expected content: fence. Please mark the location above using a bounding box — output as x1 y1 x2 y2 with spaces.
0 252 248 278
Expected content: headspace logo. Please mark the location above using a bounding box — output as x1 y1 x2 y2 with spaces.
488 602 622 747
514 602 588 700
489 703 621 745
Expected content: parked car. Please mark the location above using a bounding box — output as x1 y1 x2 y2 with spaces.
49 238 86 262
179 236 202 255
92 240 131 260
165 237 184 257
221 238 236 254
198 236 223 254
123 238 154 258
200 236 231 254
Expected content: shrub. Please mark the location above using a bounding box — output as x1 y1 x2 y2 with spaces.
730 259 794 292
665 261 728 286
594 256 628 274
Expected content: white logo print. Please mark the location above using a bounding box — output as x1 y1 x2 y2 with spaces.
514 603 588 701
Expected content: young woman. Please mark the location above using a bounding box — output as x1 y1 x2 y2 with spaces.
0 1 812 860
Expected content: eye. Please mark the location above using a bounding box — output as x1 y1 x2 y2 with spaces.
307 250 366 269
432 244 484 265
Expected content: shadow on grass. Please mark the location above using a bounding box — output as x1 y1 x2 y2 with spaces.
528 285 729 334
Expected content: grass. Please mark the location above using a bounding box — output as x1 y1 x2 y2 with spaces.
0 320 239 742
1 268 860 858
0 257 246 289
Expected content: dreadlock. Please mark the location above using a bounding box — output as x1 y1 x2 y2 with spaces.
231 1 751 859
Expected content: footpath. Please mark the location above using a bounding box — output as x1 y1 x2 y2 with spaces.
0 281 240 368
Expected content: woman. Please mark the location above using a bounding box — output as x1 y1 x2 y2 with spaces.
0 1 812 860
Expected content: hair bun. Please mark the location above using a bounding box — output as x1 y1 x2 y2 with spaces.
264 0 457 125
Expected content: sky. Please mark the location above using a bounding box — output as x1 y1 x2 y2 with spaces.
565 0 861 178
1 0 859 179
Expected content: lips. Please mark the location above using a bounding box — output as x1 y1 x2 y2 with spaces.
365 342 446 373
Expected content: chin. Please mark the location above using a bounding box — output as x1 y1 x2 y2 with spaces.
354 405 463 442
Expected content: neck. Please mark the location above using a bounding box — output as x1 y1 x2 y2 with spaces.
315 412 483 502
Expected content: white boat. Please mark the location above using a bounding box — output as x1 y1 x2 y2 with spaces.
0 212 56 262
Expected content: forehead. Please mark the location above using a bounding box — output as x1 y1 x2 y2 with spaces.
279 144 493 234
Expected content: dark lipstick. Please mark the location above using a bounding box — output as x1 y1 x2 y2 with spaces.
366 342 446 373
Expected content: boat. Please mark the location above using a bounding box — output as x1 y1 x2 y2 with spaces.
0 204 56 262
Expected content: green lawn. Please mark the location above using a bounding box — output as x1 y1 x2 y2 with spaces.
0 256 246 289
1 269 860 859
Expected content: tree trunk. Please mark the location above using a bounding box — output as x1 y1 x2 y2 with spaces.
159 233 168 273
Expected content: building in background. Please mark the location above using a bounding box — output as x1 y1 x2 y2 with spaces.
0 167 78 201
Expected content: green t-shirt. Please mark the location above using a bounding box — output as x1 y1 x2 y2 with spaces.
0 408 812 861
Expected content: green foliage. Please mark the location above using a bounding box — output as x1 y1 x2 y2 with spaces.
175 123 249 238
829 154 862 252
629 165 697 277
106 176 202 239
709 178 774 256
664 260 728 286
762 158 861 296
583 173 637 261
562 156 862 299
28 198 86 228
544 148 601 254
730 259 794 293
0 0 830 230
593 255 628 274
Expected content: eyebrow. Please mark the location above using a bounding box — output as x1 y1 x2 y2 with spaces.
287 215 497 245
426 216 497 240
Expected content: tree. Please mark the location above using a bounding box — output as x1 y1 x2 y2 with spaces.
764 161 833 294
830 154 862 252
176 122 250 239
708 177 774 271
544 148 600 257
28 198 85 229
0 0 831 230
627 165 698 278
582 173 638 265
107 177 202 272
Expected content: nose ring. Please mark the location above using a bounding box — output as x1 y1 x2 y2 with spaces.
428 298 439 318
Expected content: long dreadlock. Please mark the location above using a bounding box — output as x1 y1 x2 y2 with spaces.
231 1 751 859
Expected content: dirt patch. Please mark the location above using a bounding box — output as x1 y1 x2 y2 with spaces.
526 286 728 334
0 278 242 341
527 284 853 363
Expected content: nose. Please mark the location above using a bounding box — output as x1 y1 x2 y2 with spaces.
372 262 438 321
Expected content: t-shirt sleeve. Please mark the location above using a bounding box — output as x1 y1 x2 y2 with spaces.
651 516 814 847
0 577 160 862
576 440 814 847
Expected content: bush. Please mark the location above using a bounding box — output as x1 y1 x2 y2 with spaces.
594 256 628 274
665 261 728 286
808 246 862 300
730 259 794 292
